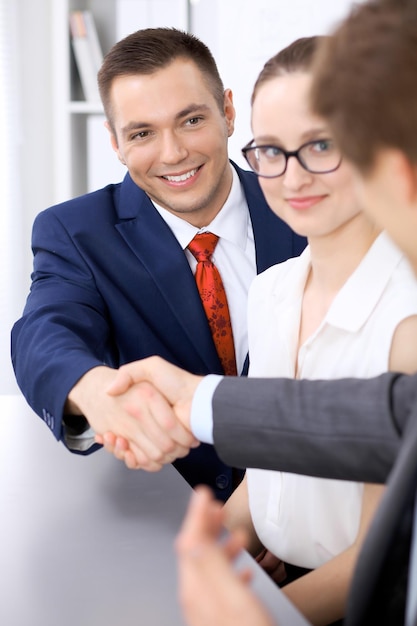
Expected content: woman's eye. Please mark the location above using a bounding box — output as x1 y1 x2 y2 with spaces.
312 139 332 153
263 146 283 159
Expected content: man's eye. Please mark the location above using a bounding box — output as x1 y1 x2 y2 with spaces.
187 117 202 126
131 130 150 140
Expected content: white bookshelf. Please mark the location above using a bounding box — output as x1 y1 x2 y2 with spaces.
52 0 113 203
51 0 188 204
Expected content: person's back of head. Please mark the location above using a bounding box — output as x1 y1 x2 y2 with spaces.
98 27 225 131
310 0 417 173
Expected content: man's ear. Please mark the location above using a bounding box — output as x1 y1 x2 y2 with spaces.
104 120 126 165
223 88 236 137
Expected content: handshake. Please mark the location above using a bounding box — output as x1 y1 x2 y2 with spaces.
87 356 205 470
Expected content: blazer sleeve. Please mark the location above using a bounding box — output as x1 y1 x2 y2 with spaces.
212 372 417 483
11 209 111 443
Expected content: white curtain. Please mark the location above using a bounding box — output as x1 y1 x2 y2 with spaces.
0 0 24 393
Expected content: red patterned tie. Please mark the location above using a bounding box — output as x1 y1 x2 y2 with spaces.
188 232 237 375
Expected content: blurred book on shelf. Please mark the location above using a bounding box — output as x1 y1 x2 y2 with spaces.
69 10 103 102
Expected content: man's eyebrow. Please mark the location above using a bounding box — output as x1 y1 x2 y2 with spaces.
175 103 211 120
120 121 149 135
120 104 212 135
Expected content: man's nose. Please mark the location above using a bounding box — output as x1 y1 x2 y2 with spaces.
159 131 188 163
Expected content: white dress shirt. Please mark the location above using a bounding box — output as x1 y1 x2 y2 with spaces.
190 374 222 443
153 165 256 374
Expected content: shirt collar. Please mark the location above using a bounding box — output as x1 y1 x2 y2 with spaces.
271 246 311 307
270 231 407 334
326 231 405 331
152 165 249 251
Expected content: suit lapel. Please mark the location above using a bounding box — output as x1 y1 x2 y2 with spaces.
114 174 222 373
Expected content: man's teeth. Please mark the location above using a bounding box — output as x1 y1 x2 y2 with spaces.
164 168 198 182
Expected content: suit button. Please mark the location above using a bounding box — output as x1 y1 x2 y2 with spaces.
215 474 229 490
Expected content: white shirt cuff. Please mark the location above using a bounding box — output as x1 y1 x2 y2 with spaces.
190 374 224 444
64 424 96 452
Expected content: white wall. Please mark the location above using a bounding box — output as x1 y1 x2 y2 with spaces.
1 0 54 393
18 0 55 264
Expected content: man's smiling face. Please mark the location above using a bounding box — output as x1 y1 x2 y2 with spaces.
108 58 236 228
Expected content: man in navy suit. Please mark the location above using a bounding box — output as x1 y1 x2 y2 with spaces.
11 27 305 501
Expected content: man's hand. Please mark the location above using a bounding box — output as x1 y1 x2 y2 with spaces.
176 486 275 626
107 356 203 429
67 365 198 470
97 357 204 468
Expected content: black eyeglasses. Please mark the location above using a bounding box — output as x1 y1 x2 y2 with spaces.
241 138 342 178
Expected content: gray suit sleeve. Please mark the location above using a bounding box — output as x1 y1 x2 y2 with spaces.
212 372 416 483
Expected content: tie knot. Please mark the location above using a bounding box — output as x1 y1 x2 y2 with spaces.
188 232 219 262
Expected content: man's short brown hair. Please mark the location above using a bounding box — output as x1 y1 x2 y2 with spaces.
98 27 225 131
311 0 417 174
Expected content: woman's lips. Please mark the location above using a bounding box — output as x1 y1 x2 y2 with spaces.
286 195 326 210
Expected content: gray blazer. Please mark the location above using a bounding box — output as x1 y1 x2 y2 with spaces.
212 372 417 625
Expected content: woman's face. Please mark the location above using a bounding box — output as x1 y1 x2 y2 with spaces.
251 72 362 240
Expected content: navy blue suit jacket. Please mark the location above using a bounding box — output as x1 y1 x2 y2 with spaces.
12 162 306 500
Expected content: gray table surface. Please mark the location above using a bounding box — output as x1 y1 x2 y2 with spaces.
0 394 309 626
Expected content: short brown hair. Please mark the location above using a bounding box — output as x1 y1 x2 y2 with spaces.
98 27 225 129
311 0 417 173
251 36 327 105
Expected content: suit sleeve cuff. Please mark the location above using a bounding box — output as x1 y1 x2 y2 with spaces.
63 415 96 452
190 375 223 444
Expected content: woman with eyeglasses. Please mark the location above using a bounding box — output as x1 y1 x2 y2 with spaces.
218 36 417 626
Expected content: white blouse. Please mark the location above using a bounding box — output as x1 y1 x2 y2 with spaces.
247 232 417 568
